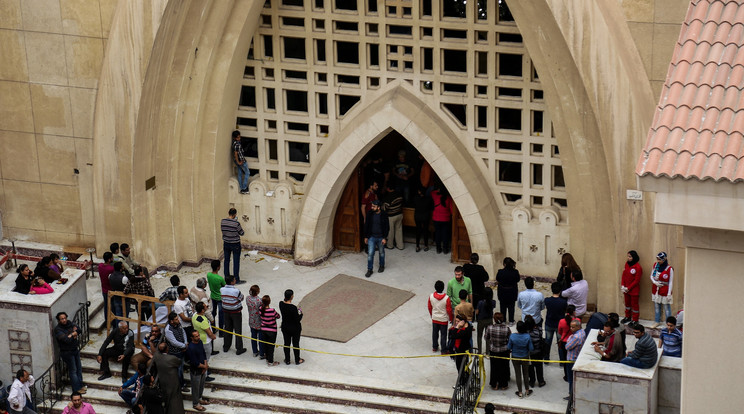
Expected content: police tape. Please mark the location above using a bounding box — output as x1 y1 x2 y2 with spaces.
210 325 573 363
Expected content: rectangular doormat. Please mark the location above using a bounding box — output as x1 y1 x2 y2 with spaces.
298 274 414 343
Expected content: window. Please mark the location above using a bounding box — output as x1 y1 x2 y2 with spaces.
498 107 521 131
337 41 360 64
239 86 256 107
283 37 306 60
285 90 308 112
443 49 467 72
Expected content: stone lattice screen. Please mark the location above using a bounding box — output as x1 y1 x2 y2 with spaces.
236 0 568 214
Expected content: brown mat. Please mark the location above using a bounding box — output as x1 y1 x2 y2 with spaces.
298 274 414 343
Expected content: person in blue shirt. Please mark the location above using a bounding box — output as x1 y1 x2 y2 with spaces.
507 321 534 398
658 316 683 357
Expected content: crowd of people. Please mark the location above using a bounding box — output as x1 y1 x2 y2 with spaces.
428 250 684 403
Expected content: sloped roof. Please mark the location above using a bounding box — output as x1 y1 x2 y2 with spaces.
636 0 744 183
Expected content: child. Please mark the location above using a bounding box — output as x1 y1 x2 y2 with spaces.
30 277 54 294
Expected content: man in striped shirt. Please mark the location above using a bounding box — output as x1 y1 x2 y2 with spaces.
220 276 247 355
221 208 246 285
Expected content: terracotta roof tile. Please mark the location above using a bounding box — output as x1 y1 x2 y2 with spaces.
637 0 744 183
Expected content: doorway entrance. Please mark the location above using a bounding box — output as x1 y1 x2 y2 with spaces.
332 130 471 262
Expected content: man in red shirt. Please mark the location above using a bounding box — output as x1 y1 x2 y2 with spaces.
98 252 115 329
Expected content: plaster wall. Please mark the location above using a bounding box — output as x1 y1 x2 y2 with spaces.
681 228 744 413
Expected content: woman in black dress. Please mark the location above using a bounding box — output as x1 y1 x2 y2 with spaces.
279 289 304 365
495 257 520 325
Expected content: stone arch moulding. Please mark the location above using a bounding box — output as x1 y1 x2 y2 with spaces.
294 83 505 275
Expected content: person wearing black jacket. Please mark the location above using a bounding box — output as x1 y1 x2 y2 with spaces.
496 257 521 325
96 321 135 381
464 253 490 310
54 312 85 394
279 289 304 365
363 200 389 278
13 264 34 294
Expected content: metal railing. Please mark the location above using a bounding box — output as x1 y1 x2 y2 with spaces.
73 301 91 350
448 353 485 414
31 357 66 413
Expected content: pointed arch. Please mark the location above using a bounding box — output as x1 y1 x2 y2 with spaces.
294 84 505 274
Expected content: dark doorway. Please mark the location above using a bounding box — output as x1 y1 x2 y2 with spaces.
331 130 471 262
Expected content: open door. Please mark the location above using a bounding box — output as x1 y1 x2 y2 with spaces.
333 168 363 251
451 203 472 263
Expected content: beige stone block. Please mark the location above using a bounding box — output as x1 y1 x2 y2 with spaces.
44 230 94 246
99 0 117 38
74 138 95 235
60 0 102 37
36 134 77 185
20 0 63 33
65 35 103 88
1 226 47 243
627 22 654 79
1 179 45 230
30 83 74 136
651 23 681 81
620 0 654 22
25 32 68 85
0 80 34 132
69 87 96 138
654 0 689 24
0 130 39 181
0 0 23 29
41 182 83 233
0 29 28 81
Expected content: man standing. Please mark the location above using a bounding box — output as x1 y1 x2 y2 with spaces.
221 208 246 284
561 271 589 316
97 321 134 381
564 320 586 400
159 275 180 303
658 316 683 357
517 277 545 325
360 180 379 222
61 391 95 414
621 324 658 369
447 266 472 307
174 286 195 337
382 184 404 250
543 282 567 362
164 312 188 390
363 200 389 277
108 262 128 324
463 253 489 310
221 276 247 354
7 370 35 414
428 280 453 353
120 244 147 277
97 252 114 328
54 312 85 394
185 331 210 412
207 260 226 336
232 130 250 194
152 342 185 414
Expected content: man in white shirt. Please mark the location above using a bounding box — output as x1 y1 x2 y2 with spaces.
8 369 35 414
517 277 545 325
561 272 589 316
174 286 195 337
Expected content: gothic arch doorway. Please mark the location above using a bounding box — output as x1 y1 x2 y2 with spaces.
294 85 502 273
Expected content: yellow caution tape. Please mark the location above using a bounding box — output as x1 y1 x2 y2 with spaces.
210 325 572 363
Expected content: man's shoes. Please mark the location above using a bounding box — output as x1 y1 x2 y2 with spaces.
253 352 259 357
200 398 211 405
78 386 87 394
378 266 384 273
181 386 190 393
424 246 429 251
236 280 247 285
436 247 442 254
236 348 247 355
97 373 111 381
239 188 250 194
365 269 373 278
416 246 421 252
211 350 220 356
621 317 631 324
205 376 215 382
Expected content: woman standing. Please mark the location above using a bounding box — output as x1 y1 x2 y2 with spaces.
413 186 433 252
449 314 473 378
650 252 674 327
507 321 534 398
246 285 263 357
484 312 511 390
279 289 304 365
259 295 281 366
621 250 643 324
14 264 35 294
557 253 581 292
495 257 520 325
475 287 495 353
558 305 580 382
430 186 453 254
525 315 545 388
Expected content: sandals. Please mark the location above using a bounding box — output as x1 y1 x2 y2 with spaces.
526 389 533 396
296 358 305 365
515 391 523 398
268 361 280 366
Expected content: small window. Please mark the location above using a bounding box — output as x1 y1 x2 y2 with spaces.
443 0 467 18
476 106 487 129
552 165 565 188
337 74 360 85
498 141 521 151
264 68 274 79
422 0 432 16
285 70 307 80
266 119 277 130
314 19 325 30
443 103 467 126
532 90 544 101
476 31 488 42
498 32 522 43
285 90 308 112
532 196 543 205
335 21 358 31
288 141 310 163
367 23 378 34
287 122 309 132
477 0 487 20
317 73 327 83
368 77 380 87
423 48 433 71
443 83 467 93
368 43 379 66
265 88 275 110
318 93 328 115
288 172 306 182
503 193 522 202
498 53 523 77
476 138 488 149
498 87 522 98
532 164 543 186
239 86 256 107
552 198 568 208
442 29 467 39
498 107 521 131
315 0 324 9
367 0 377 13
282 0 303 6
263 35 273 58
282 17 304 27
531 143 543 154
477 51 488 75
498 0 514 22
268 139 278 160
443 49 467 72
422 27 433 37
261 15 272 27
498 161 521 183
244 67 254 78
338 95 361 115
241 137 259 158
532 110 544 134
388 25 413 36
283 37 306 60
316 39 326 62
335 0 357 11
476 85 487 96
337 41 360 64
269 170 279 180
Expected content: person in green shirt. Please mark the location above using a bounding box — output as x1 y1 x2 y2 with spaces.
447 266 472 307
207 260 226 335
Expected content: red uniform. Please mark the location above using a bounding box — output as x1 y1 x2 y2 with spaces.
622 262 642 321
651 264 673 297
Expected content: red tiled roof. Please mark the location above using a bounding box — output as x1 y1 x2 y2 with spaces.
636 0 744 182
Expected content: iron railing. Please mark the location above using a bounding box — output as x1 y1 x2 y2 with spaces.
72 301 91 350
448 353 484 414
31 357 66 413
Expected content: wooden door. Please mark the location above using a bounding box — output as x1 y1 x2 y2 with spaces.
333 168 362 251
451 203 472 263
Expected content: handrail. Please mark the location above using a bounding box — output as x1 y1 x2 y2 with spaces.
106 291 174 346
448 352 485 414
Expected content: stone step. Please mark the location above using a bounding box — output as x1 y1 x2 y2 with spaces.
78 357 452 413
51 386 228 414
